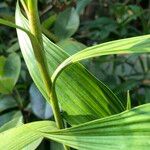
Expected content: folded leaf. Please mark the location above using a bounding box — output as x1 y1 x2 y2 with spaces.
0 121 56 150
52 35 150 81
0 110 41 150
44 104 150 150
0 104 150 150
15 2 124 125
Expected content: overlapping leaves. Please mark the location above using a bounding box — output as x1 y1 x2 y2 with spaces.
0 104 149 150
15 2 124 125
0 1 149 150
52 35 150 82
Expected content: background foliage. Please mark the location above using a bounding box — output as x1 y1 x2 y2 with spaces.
0 0 150 149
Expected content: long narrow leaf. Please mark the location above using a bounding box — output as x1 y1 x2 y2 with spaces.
0 121 56 150
0 104 149 150
52 35 150 81
15 2 124 125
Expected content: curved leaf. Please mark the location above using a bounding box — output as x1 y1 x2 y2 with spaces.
29 83 53 119
0 53 21 94
0 104 150 150
15 2 124 125
57 39 86 55
52 35 150 81
0 115 23 133
0 121 56 150
0 111 22 127
0 95 17 113
54 7 79 39
45 104 150 150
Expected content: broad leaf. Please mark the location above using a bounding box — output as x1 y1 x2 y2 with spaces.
0 95 17 113
0 53 21 94
6 42 19 53
0 115 23 133
0 109 42 150
29 83 53 119
57 39 86 55
0 104 150 150
44 104 150 150
0 121 56 150
54 7 79 40
15 3 124 125
50 142 64 150
52 35 150 81
76 0 92 14
0 111 22 127
22 139 43 150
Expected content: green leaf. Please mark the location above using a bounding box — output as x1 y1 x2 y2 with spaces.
29 83 53 119
0 104 150 150
76 0 92 14
52 35 150 82
50 141 64 150
15 3 124 125
0 53 21 94
44 104 150 150
57 39 86 55
6 42 19 53
42 14 57 29
0 115 23 133
22 139 43 150
0 111 22 127
54 7 79 40
0 109 41 150
113 80 140 95
0 95 17 113
126 90 131 110
0 56 6 75
0 121 57 150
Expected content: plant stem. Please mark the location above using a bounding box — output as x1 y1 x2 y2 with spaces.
26 1 70 149
27 0 62 128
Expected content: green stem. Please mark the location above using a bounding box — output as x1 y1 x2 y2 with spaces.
26 1 70 149
27 0 62 128
27 0 52 91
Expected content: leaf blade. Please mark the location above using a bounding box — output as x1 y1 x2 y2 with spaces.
15 2 124 125
0 53 21 94
52 35 150 82
0 104 150 150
